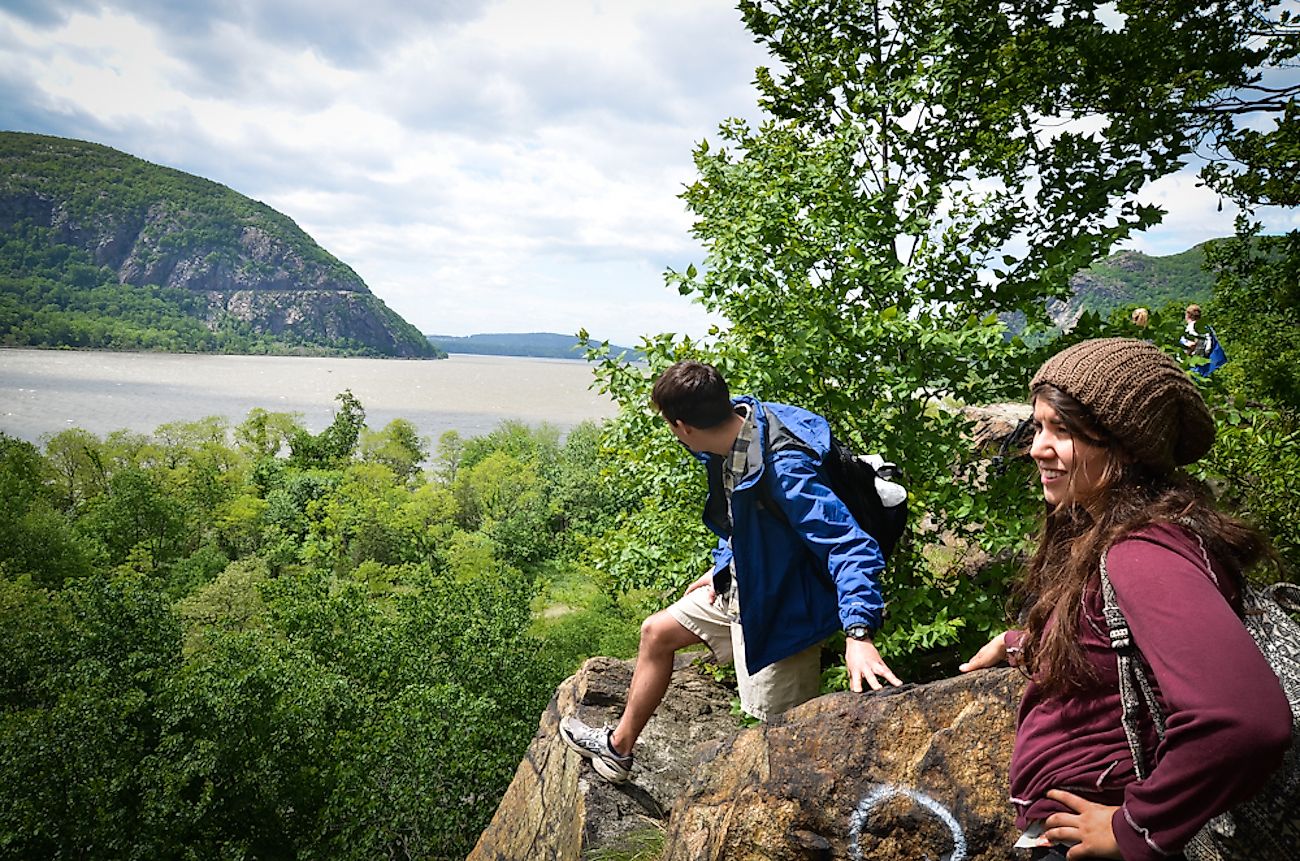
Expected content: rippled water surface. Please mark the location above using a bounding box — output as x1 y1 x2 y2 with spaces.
0 349 617 443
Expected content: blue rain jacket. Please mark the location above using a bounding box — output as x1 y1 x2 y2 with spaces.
699 397 886 673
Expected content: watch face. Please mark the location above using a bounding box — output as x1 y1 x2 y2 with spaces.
846 625 870 640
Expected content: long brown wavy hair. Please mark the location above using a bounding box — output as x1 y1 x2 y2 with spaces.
1015 384 1276 695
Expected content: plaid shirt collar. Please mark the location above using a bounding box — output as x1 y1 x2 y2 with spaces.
723 402 756 495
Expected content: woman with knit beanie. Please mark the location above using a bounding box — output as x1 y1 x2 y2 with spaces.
960 338 1290 861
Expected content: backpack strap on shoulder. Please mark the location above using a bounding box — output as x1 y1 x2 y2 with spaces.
1101 553 1167 780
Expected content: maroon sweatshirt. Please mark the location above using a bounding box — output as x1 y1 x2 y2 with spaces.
1007 522 1291 861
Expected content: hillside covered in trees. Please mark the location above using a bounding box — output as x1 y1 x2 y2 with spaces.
0 133 441 357
1051 243 1217 327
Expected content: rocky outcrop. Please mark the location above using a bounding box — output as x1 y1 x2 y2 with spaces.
471 656 1026 860
963 402 1033 457
113 214 366 296
662 669 1026 861
205 289 428 355
468 655 740 861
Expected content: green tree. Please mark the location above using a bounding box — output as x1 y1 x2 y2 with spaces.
43 427 109 510
589 0 1297 673
432 429 466 484
310 462 426 575
288 390 366 469
547 421 638 554
0 434 92 586
139 629 350 858
360 417 429 483
234 407 303 460
173 557 270 652
1194 87 1300 573
460 419 561 473
76 466 186 571
1202 88 1300 413
0 574 180 858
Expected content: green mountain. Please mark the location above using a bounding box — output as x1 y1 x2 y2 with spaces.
427 332 642 361
0 132 442 358
1048 244 1217 328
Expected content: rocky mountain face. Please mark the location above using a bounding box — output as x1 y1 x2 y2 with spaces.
998 244 1217 335
469 656 1026 861
1049 248 1210 329
1048 258 1143 330
0 132 438 357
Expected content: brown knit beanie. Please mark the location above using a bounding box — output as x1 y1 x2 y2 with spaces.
1030 338 1215 472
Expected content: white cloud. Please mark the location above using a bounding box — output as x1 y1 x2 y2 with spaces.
7 10 187 120
1 0 760 344
2 0 1289 347
1124 164 1297 256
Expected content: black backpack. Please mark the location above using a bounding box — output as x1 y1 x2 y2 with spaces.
757 435 908 561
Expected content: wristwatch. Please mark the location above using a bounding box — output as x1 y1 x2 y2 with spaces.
845 624 872 641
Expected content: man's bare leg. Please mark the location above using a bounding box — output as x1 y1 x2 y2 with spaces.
609 609 702 756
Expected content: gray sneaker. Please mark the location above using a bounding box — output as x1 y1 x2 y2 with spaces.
559 715 633 783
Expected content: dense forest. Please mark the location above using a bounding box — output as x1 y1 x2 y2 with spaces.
0 133 440 358
3 0 1298 858
0 400 647 859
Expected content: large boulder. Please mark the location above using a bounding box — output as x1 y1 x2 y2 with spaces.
963 403 1033 457
661 668 1026 861
471 658 1026 860
467 654 740 860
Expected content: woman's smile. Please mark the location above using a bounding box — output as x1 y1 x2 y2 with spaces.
1030 399 1108 507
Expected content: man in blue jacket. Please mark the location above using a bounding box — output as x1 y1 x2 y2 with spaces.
561 360 901 783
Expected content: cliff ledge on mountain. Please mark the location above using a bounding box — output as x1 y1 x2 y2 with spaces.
470 655 1026 861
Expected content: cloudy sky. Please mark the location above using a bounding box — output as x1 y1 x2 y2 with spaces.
1 1 1294 346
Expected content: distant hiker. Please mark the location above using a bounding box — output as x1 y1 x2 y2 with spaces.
960 338 1290 860
1130 307 1149 328
1194 325 1229 377
1179 303 1206 356
560 360 901 783
1178 303 1228 376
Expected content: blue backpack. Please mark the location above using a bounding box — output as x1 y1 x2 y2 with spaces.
1194 326 1228 377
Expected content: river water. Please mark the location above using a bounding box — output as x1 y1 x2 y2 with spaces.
0 349 619 444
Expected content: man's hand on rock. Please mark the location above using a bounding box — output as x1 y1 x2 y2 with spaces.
846 636 903 692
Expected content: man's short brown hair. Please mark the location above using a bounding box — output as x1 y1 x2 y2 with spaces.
651 361 734 428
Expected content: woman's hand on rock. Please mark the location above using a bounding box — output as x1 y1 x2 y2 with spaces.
1042 790 1122 859
959 631 1008 673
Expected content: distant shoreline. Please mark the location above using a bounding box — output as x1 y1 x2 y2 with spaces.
0 344 443 360
426 332 643 362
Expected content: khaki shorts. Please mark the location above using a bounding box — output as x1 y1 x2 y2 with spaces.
666 585 821 721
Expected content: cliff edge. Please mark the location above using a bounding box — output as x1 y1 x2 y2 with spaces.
470 656 1026 860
